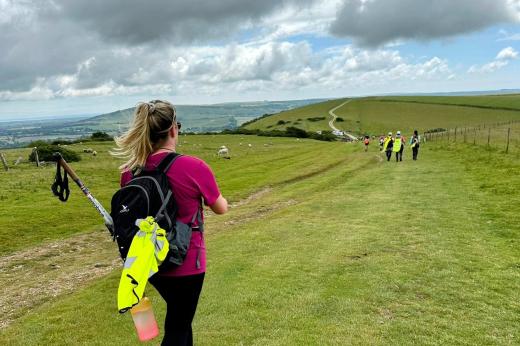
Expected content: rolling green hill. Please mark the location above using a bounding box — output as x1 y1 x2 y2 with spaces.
244 95 520 136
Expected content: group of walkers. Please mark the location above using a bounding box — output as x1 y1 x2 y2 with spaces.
372 130 421 161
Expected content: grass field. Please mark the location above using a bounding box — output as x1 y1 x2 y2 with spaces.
1 133 519 345
244 95 520 138
373 94 520 111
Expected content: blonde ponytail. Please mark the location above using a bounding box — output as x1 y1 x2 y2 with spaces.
111 100 176 172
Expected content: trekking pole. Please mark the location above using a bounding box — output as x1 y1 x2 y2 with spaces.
51 152 114 234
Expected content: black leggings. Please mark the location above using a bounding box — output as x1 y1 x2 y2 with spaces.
386 150 392 161
412 147 419 160
395 145 403 162
149 273 205 346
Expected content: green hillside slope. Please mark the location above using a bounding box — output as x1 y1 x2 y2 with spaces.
243 99 348 132
244 95 520 136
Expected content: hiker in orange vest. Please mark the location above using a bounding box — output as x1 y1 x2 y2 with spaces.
363 135 370 152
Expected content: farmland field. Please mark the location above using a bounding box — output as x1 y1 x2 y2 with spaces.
0 130 519 345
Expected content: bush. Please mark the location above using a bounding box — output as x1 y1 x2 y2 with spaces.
285 126 309 138
336 117 345 122
29 144 81 163
306 117 326 122
309 131 336 142
91 131 112 141
277 120 288 125
221 126 337 142
51 139 74 145
26 140 49 148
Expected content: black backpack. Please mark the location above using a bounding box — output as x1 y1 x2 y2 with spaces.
110 153 202 268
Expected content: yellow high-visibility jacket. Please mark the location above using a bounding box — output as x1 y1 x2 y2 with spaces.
393 137 402 152
117 217 169 313
383 136 393 151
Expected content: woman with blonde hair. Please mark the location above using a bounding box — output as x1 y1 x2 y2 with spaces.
113 100 228 346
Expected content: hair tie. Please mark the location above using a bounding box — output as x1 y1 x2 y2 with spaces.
147 102 156 113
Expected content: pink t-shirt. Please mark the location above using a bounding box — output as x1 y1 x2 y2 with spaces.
120 152 221 277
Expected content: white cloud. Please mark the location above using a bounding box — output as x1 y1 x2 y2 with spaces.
496 46 519 59
468 46 519 73
1 39 456 102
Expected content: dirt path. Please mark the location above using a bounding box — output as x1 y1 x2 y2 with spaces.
0 230 120 329
328 100 358 141
0 186 281 329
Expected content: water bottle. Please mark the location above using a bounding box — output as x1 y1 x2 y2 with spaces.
130 297 159 342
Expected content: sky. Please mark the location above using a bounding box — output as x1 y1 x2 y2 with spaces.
1 0 520 120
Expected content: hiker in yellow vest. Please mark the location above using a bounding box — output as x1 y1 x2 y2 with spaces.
393 131 404 162
383 132 393 161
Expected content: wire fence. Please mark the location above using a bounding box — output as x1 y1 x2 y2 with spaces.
423 120 520 154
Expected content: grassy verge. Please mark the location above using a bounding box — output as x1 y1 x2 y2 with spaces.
1 142 518 345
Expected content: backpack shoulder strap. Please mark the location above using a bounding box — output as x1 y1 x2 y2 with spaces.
157 152 181 173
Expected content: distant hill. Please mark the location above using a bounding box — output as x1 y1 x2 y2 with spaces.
69 99 326 134
243 95 520 136
0 99 325 148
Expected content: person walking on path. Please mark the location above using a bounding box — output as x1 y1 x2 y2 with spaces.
113 100 228 346
364 135 370 152
393 131 404 162
383 132 394 161
410 130 420 161
379 136 384 151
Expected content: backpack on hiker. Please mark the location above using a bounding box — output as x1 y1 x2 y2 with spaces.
110 153 202 269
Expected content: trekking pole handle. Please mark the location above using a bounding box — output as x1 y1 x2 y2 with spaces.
52 152 114 232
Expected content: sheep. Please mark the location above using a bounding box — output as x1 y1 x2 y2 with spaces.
92 151 97 156
217 146 230 159
83 148 93 153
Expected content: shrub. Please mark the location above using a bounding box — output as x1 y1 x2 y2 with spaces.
277 120 287 125
309 131 336 142
51 139 74 145
91 131 112 141
306 117 326 122
221 126 336 142
26 140 49 148
285 126 309 138
29 144 81 163
336 117 345 122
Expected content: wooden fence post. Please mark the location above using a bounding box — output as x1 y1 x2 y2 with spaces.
0 152 8 171
454 127 457 142
506 128 511 154
487 128 491 147
473 129 476 145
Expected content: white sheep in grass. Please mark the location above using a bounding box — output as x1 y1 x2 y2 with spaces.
217 146 230 159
